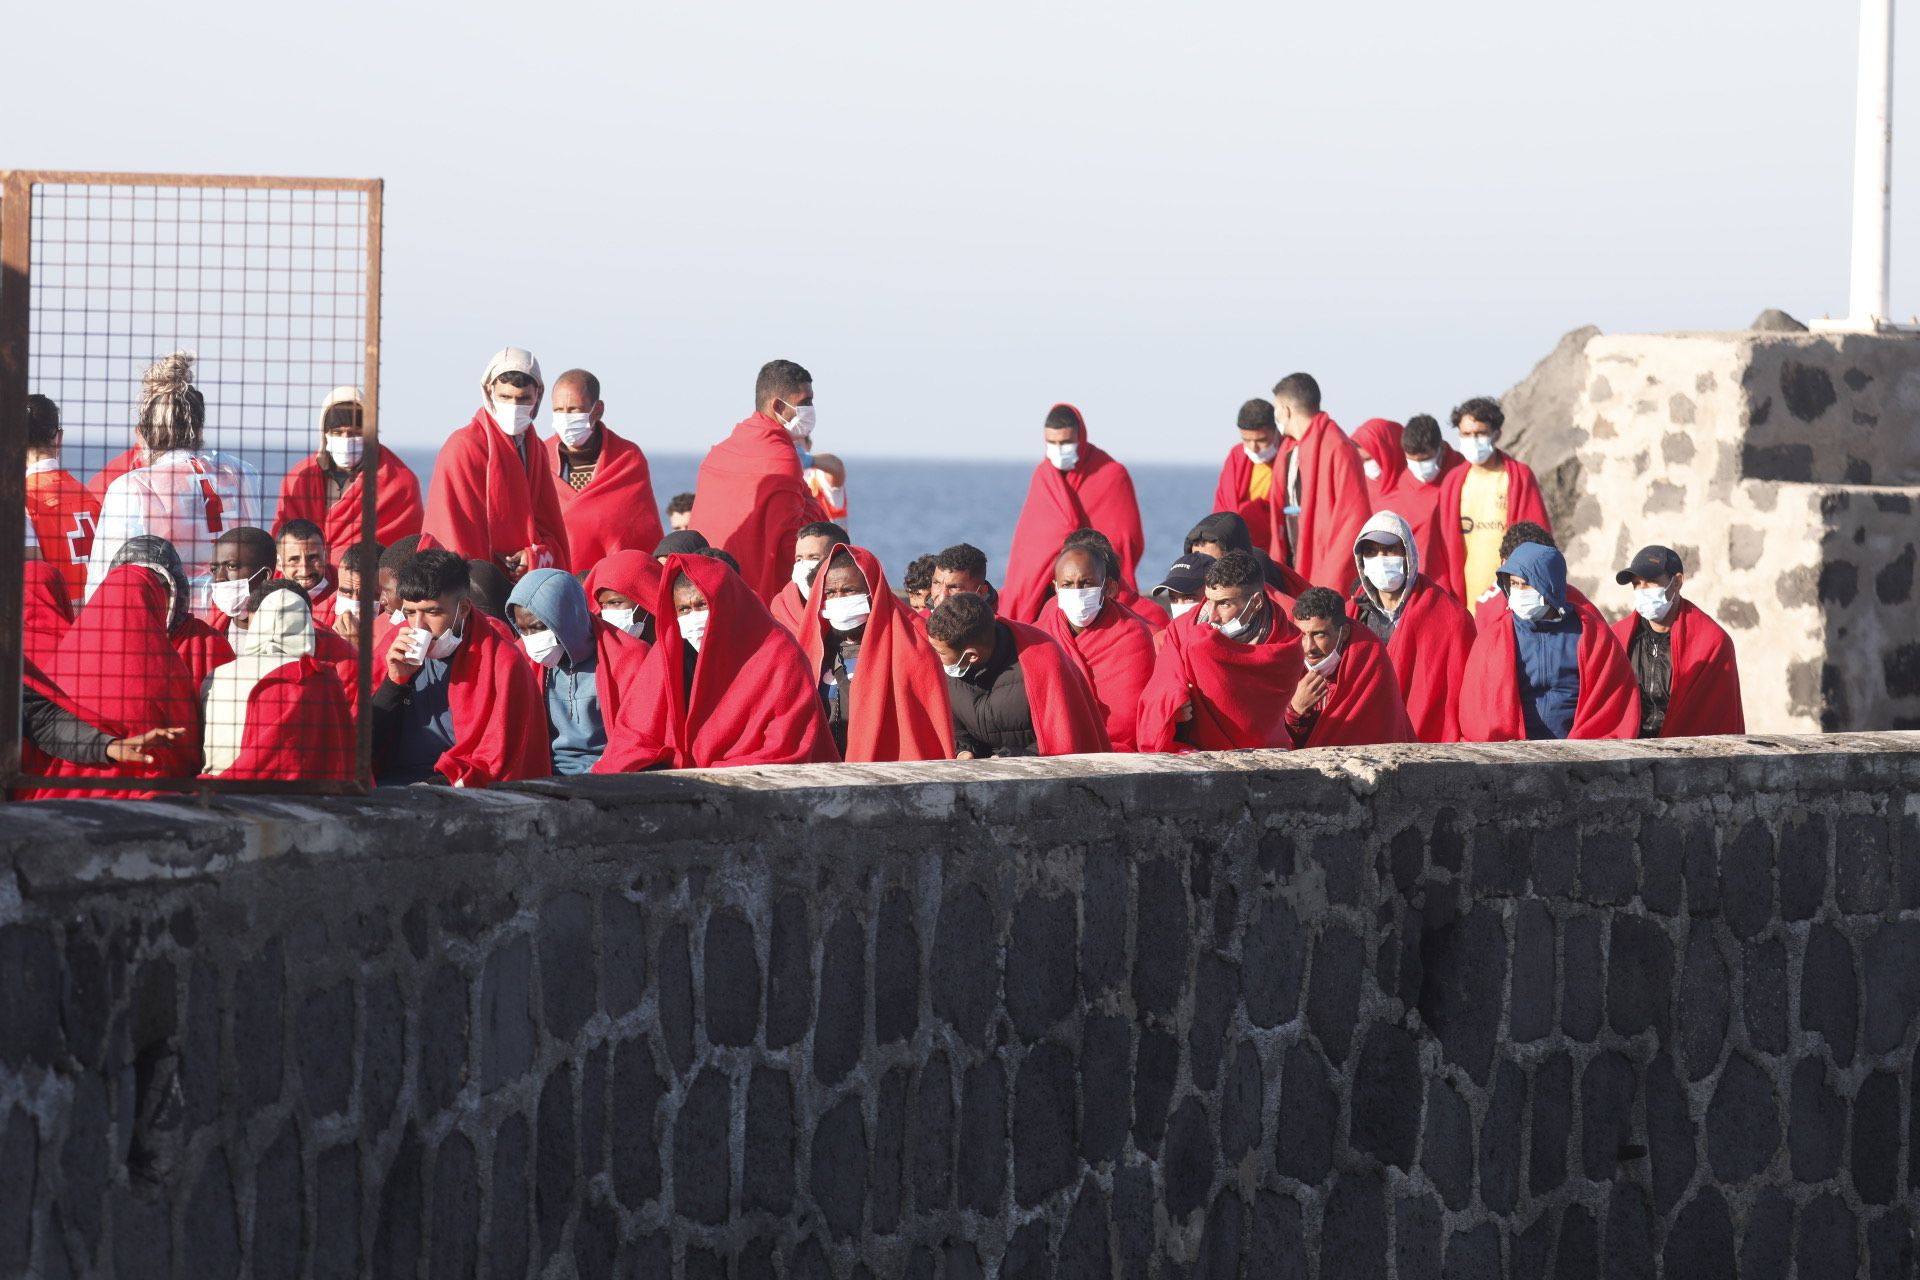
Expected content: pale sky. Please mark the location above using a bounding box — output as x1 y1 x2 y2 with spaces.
13 0 1918 462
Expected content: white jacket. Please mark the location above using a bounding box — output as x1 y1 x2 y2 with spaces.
85 450 261 611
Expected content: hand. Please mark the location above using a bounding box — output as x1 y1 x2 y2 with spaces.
955 750 976 761
385 626 425 686
1290 670 1330 716
501 550 527 578
107 726 187 764
1175 701 1194 724
332 609 358 646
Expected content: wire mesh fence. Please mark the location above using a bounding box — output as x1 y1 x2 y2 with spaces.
1 172 385 795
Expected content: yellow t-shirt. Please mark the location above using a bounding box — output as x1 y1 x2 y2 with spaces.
1460 463 1510 604
1247 461 1273 502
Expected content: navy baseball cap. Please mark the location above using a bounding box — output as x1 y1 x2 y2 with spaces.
1615 545 1683 585
1152 553 1216 599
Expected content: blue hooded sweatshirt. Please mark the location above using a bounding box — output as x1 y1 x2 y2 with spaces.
506 569 606 774
1496 542 1581 741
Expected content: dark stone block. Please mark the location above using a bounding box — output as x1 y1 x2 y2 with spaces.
611 1036 665 1209
1528 1052 1572 1195
572 1196 618 1280
1014 1041 1077 1207
535 1064 575 1260
1081 848 1129 996
1802 923 1859 1067
1421 1076 1473 1211
1887 643 1920 701
1351 1022 1421 1169
1188 951 1238 1090
1789 1057 1844 1181
1706 1052 1779 1182
657 921 695 1078
600 893 646 1018
1863 922 1920 1055
873 1066 909 1234
1221 1041 1264 1163
1195 1191 1245 1280
184 1149 241 1280
1780 814 1830 920
1320 1170 1387 1280
1132 1027 1179 1157
703 908 759 1049
1637 819 1686 914
112 1184 172 1280
875 889 920 1047
789 1236 835 1280
1744 938 1789 1054
371 1127 423 1280
1003 1220 1052 1280
1579 829 1635 904
673 1067 731 1226
61 926 110 1071
580 1041 608 1179
910 1051 953 1212
1604 1182 1655 1280
234 941 285 1111
1607 915 1673 1041
742 1065 794 1215
1258 828 1297 877
537 891 595 1043
1739 1187 1793 1280
1851 1071 1900 1205
1113 1162 1156 1280
685 1246 724 1280
1836 815 1892 912
1163 1097 1215 1221
1418 903 1505 1084
1312 832 1364 906
1722 821 1775 940
1429 808 1465 873
1551 1210 1595 1280
419 962 469 1116
1389 825 1425 895
958 1059 1007 1215
1911 1041 1920 1194
1510 900 1556 1043
1478 1059 1525 1215
1796 1193 1858 1279
1079 1014 1130 1164
1056 1177 1111 1280
1133 859 1190 1020
428 1131 478 1280
738 1240 779 1280
400 900 430 960
811 1094 867 1239
1780 361 1838 421
1579 1049 1635 1183
176 956 218 1125
1249 1190 1309 1280
1562 914 1604 1042
1679 929 1729 1081
1443 1222 1500 1280
1275 1039 1337 1184
0 925 60 1069
1472 825 1529 895
627 1233 671 1280
59 1076 105 1258
439 888 517 942
1869 1210 1913 1280
766 892 812 1049
252 1121 303 1280
1008 893 1075 1041
361 973 404 1135
1744 442 1814 482
1672 822 1720 917
479 934 534 1093
1241 895 1305 1028
313 1144 361 1280
932 885 998 1049
1645 1054 1696 1215
1307 925 1364 1065
1818 561 1860 608
814 909 866 1086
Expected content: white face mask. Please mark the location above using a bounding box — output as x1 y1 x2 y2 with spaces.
521 628 564 668
601 606 642 637
388 608 406 625
1305 644 1342 677
823 593 872 633
783 403 816 444
1508 586 1548 622
677 609 710 652
1363 555 1408 593
492 398 534 437
1460 435 1496 466
942 657 973 678
1634 585 1675 623
553 411 596 449
325 434 364 468
1214 599 1259 640
792 557 821 600
1046 442 1079 472
337 595 361 619
1244 441 1279 465
426 611 465 661
305 575 331 599
211 575 257 619
1170 600 1198 620
1408 456 1442 484
1362 460 1382 482
1056 586 1104 628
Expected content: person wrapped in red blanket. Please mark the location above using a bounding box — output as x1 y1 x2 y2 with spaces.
1136 550 1304 753
1460 542 1639 741
688 359 827 602
1216 377 1372 590
1352 419 1446 575
596 552 838 771
1347 511 1476 743
797 544 954 762
1001 404 1145 622
273 386 424 553
109 536 235 686
1282 587 1415 748
544 368 665 571
1062 528 1166 635
1610 545 1745 738
1036 542 1156 752
924 592 1109 757
582 550 664 647
371 549 551 786
201 581 355 782
770 521 849 638
22 561 72 669
1396 414 1465 558
506 567 650 775
1436 397 1553 611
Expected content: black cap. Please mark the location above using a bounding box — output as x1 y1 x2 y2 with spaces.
1152 553 1216 599
1615 545 1683 585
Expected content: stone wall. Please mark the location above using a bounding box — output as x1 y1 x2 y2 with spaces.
1556 330 1920 734
2 736 1919 1278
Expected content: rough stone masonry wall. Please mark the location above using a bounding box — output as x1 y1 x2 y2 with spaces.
2 736 1920 1279
1557 331 1920 735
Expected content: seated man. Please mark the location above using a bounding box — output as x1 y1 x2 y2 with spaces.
1612 545 1744 737
276 519 339 629
1063 528 1166 634
595 553 838 771
1185 511 1312 599
506 568 647 775
373 549 551 786
110 535 234 685
583 549 663 644
1136 550 1303 753
798 545 953 762
205 526 278 643
201 581 355 782
329 540 384 647
902 554 937 614
770 520 850 637
1037 543 1156 752
1460 542 1639 741
666 492 695 532
378 535 423 623
1348 512 1475 743
1282 587 1414 748
925 593 1109 758
926 543 999 613
1148 553 1216 626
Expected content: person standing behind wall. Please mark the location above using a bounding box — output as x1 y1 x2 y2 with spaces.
1433 396 1552 611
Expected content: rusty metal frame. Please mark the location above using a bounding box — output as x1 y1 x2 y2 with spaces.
0 170 384 797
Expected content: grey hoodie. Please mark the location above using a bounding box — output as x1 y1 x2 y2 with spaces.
1351 510 1420 636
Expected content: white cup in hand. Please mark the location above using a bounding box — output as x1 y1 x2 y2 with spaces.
402 627 431 666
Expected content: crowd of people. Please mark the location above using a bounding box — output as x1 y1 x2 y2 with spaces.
13 348 1746 797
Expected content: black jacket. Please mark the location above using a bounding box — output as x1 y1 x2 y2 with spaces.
947 622 1036 758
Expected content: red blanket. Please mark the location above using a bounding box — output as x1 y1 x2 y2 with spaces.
1611 599 1745 737
1004 620 1113 755
1113 582 1168 634
769 582 808 638
1215 414 1372 590
172 616 236 688
689 413 824 602
1291 621 1414 748
595 553 838 771
1353 419 1447 577
209 658 356 782
422 409 572 574
1460 601 1640 741
1001 405 1146 622
797 545 954 762
1352 575 1477 743
545 423 665 573
1037 595 1156 752
273 446 424 553
582 550 664 617
413 609 552 787
1435 453 1551 606
22 561 72 669
1136 593 1303 753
